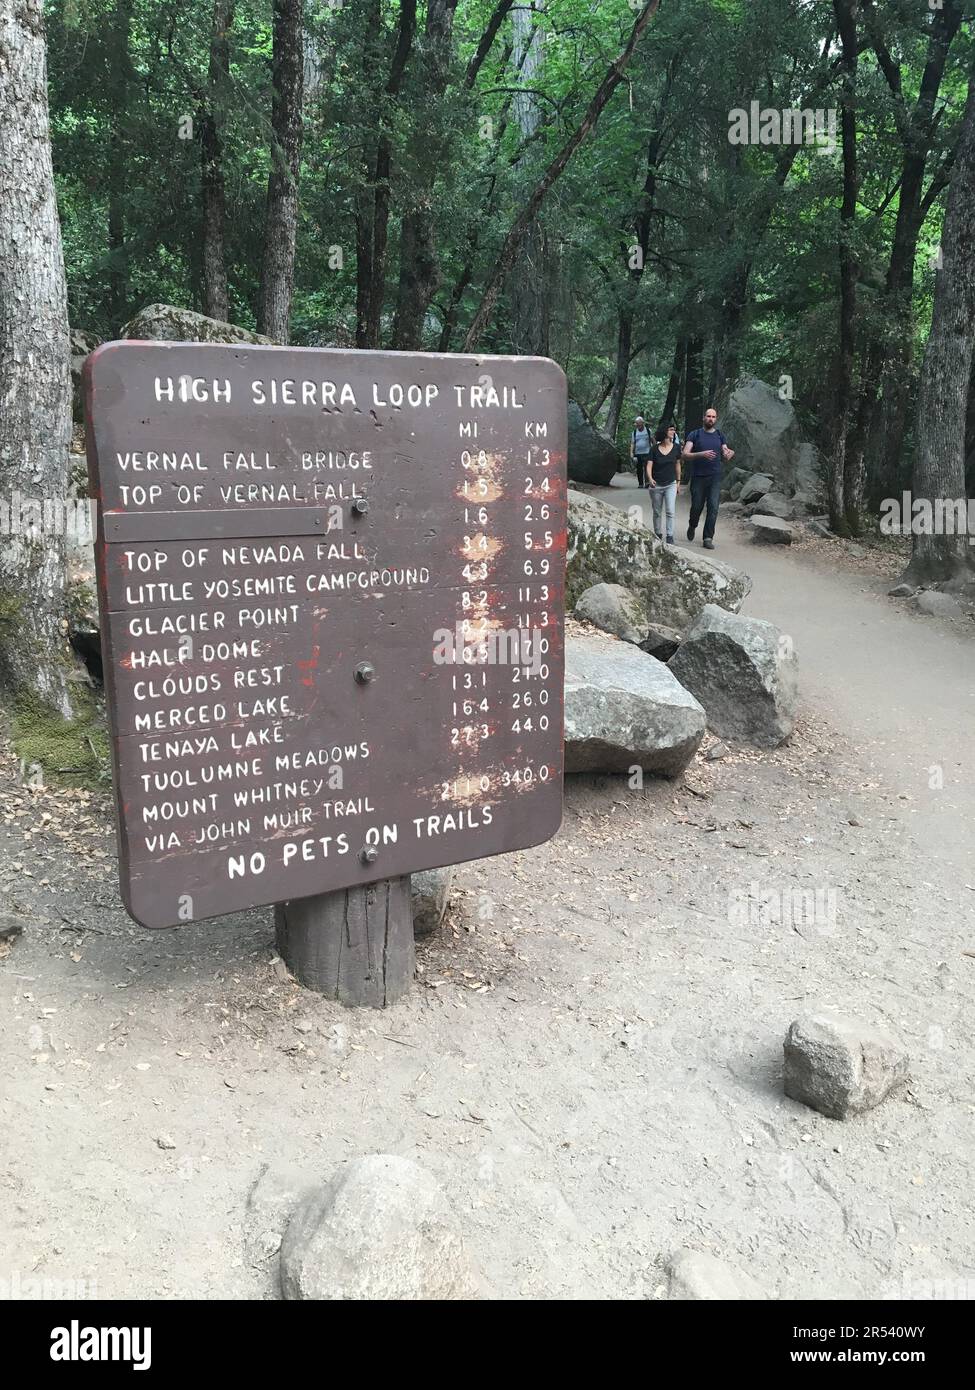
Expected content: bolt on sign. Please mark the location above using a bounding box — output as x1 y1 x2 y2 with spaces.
84 344 567 928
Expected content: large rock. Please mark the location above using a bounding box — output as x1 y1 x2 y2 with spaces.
567 401 623 486
567 489 752 630
722 376 800 485
279 1154 478 1300
411 867 454 938
748 491 794 520
749 516 797 545
574 582 650 645
668 604 798 748
564 631 705 777
121 303 276 345
784 1011 909 1120
722 377 822 507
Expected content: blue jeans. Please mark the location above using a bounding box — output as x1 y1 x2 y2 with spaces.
648 481 677 541
689 473 722 540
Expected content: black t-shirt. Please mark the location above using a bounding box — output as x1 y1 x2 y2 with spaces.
648 442 679 486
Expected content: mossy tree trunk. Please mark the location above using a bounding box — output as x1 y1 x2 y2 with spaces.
0 0 75 716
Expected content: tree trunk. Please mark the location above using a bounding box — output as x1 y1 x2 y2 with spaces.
505 3 549 356
902 70 975 588
106 0 133 327
830 0 860 536
683 336 704 439
275 878 415 1006
391 0 459 350
463 0 660 351
0 0 74 713
857 0 963 501
661 336 684 425
257 0 304 342
201 0 234 323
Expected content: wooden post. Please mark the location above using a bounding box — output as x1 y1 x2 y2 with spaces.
274 876 415 1007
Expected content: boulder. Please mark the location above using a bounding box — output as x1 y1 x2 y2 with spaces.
567 489 752 630
748 491 794 520
411 867 454 938
738 472 775 505
564 630 705 777
668 604 798 748
279 1154 479 1300
574 582 650 645
805 519 833 539
567 401 623 486
722 375 800 486
749 516 797 545
640 622 682 662
121 302 276 345
666 1249 765 1300
784 1010 909 1120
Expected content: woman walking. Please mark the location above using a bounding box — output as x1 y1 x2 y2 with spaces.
647 423 681 544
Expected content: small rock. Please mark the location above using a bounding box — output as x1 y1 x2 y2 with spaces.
666 1249 765 1300
280 1154 479 1300
805 519 833 539
0 917 25 943
705 742 729 762
155 1134 177 1151
912 590 964 620
784 1009 909 1120
888 583 915 599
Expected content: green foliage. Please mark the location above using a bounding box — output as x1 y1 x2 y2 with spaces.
44 0 972 487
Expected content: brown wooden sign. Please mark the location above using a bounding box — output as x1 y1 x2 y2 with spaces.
84 342 567 928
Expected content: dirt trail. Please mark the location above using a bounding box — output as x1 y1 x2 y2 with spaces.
593 479 975 881
2 484 974 1300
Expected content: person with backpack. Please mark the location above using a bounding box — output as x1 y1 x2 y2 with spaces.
646 423 681 544
630 415 652 488
682 406 735 550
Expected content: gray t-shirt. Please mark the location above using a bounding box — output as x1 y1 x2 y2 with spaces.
632 426 651 454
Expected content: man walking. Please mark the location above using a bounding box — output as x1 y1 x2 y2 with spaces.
682 406 735 549
630 415 652 489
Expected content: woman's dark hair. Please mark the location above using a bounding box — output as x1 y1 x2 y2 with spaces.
654 422 672 443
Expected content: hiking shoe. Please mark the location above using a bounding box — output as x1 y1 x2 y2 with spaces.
703 538 715 549
666 535 674 545
686 524 695 541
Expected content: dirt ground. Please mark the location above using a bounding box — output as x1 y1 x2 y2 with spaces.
2 503 974 1301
